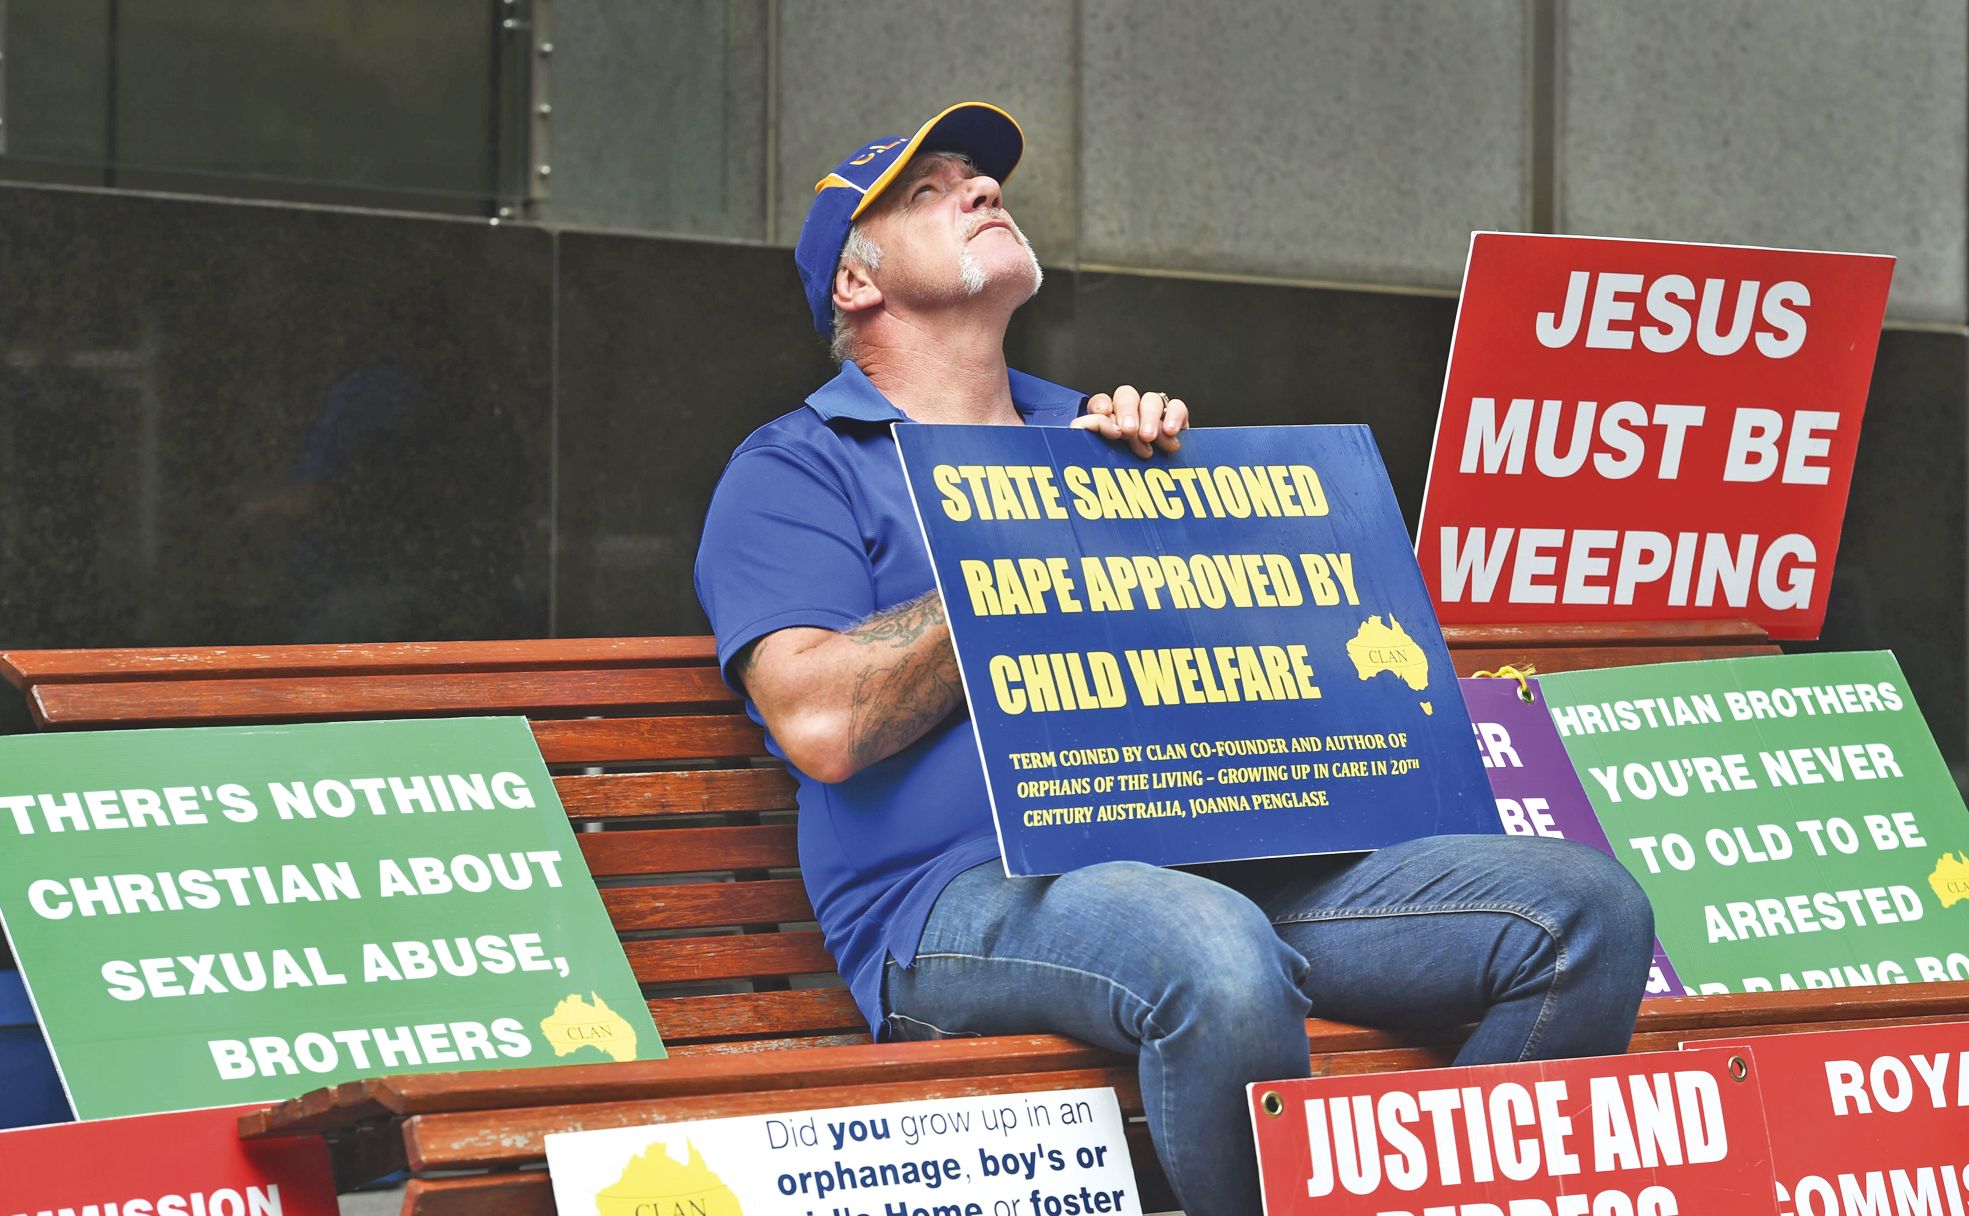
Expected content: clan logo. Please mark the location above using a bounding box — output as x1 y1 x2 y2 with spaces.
597 1140 741 1216
540 992 639 1063
1929 851 1969 910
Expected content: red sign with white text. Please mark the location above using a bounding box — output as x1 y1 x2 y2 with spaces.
1417 233 1893 641
1249 1047 1778 1216
1692 1022 1969 1216
0 1104 338 1216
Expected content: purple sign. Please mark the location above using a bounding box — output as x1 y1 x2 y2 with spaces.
1459 675 1686 997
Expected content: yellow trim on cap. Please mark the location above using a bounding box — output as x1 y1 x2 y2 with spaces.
848 101 1024 220
812 172 862 195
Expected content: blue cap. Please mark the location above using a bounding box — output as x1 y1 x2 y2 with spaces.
794 102 1025 336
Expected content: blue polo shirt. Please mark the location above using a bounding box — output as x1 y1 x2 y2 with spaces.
693 361 1085 1036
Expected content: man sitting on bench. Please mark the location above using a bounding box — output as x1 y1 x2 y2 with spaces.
693 102 1654 1216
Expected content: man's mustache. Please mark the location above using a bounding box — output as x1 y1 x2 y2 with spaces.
964 210 1028 244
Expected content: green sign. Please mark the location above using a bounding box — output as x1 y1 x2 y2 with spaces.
0 717 662 1119
1542 652 1969 995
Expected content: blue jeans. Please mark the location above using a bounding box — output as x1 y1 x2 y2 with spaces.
881 835 1653 1216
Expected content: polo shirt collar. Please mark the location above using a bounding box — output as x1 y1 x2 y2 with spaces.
805 360 1084 425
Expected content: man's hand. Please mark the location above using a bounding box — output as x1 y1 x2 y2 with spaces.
1072 385 1188 458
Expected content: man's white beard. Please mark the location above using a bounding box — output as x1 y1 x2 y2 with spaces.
959 249 990 296
958 224 1045 299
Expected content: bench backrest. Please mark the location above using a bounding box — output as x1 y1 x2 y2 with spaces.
1 622 1778 1051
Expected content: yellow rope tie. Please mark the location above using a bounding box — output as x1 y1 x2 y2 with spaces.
1470 663 1538 704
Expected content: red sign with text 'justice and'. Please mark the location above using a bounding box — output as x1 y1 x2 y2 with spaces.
1250 1047 1777 1216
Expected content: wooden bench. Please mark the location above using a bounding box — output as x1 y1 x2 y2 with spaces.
7 621 1969 1216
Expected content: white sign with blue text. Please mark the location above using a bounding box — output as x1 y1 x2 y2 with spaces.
544 1086 1142 1216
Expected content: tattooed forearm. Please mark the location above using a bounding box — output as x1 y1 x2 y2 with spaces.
738 591 966 780
843 591 965 770
847 590 947 649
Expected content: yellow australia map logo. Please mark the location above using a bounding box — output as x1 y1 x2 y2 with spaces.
1930 851 1969 909
540 992 639 1063
596 1140 741 1216
1346 615 1433 713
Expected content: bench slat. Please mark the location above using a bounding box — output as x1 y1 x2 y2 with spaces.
667 1033 871 1054
647 988 861 1042
1440 620 1768 647
556 769 797 819
1611 979 1969 1031
2 624 1768 692
401 1067 1143 1172
579 826 799 877
403 1175 552 1216
1451 642 1779 677
625 931 835 984
239 1035 1122 1135
0 637 717 688
1306 1014 1957 1081
28 668 737 728
532 715 767 764
601 878 813 930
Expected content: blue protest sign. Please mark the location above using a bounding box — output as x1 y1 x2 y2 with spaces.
895 424 1498 875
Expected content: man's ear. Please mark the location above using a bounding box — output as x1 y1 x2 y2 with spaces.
833 261 883 317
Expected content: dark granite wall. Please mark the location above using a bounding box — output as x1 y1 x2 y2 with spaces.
1 183 1962 778
0 186 553 653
